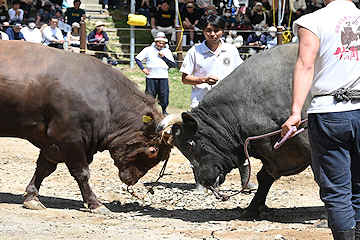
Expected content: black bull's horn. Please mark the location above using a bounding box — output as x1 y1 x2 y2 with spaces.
156 114 183 134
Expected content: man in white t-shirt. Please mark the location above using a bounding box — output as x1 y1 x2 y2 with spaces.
21 17 42 43
282 0 360 238
135 32 176 116
42 17 65 49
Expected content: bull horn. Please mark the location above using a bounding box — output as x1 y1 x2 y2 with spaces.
156 114 182 132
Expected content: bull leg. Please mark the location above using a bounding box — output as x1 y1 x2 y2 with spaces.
65 162 110 214
23 151 57 210
241 165 274 219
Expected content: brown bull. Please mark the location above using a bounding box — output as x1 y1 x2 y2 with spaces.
0 41 172 213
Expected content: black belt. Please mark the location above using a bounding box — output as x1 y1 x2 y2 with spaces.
316 88 360 102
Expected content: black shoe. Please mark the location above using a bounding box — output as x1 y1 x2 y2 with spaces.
162 110 168 116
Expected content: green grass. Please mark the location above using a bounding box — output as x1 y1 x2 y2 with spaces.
119 64 192 112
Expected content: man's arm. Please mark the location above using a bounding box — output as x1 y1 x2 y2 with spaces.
182 73 218 85
281 26 320 137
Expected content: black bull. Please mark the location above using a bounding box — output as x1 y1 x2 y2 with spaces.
0 41 172 213
157 43 312 217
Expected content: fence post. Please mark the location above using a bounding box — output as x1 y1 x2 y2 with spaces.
277 26 283 45
176 26 183 69
80 21 86 54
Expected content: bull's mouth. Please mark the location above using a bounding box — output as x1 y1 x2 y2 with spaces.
118 169 141 186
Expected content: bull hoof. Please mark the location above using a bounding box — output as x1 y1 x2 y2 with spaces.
90 205 111 214
23 200 46 210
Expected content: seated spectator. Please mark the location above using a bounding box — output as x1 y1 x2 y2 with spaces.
308 0 324 12
42 17 65 48
226 30 243 48
222 8 236 32
66 22 80 52
265 25 277 49
20 0 32 21
55 9 71 34
195 0 213 15
246 26 266 52
64 0 86 26
6 21 25 40
36 1 55 27
203 4 218 16
87 21 118 65
136 0 153 27
181 2 201 45
8 0 24 24
151 1 176 44
249 2 268 30
0 29 9 39
0 0 9 26
290 0 306 22
20 17 42 43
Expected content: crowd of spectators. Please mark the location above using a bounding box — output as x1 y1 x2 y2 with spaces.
0 0 118 65
137 0 331 49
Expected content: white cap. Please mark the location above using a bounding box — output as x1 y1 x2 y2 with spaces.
154 32 168 42
268 26 277 32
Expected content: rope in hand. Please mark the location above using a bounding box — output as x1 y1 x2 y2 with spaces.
210 119 308 201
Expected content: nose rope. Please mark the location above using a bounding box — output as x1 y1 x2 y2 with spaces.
126 157 169 200
210 119 308 201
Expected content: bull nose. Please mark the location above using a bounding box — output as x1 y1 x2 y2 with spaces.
118 170 138 186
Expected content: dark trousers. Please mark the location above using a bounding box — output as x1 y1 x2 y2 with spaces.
145 78 169 109
309 110 360 231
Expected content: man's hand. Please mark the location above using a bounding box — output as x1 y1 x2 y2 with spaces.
143 68 150 75
281 114 301 137
158 52 164 58
205 75 218 85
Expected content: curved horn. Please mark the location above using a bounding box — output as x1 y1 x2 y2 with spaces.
156 114 182 132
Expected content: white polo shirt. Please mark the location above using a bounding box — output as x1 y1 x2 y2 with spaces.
135 43 175 79
180 39 243 108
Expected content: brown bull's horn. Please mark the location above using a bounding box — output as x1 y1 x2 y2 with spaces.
156 114 182 132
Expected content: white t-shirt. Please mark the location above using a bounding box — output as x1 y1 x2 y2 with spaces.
180 40 243 108
135 43 175 79
42 26 64 46
294 0 360 114
21 27 42 43
8 8 23 22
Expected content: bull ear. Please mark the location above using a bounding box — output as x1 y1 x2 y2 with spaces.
181 112 198 132
143 111 156 136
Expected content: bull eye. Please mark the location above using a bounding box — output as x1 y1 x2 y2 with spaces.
147 147 158 158
188 140 196 148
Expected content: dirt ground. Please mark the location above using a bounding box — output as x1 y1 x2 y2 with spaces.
0 137 332 240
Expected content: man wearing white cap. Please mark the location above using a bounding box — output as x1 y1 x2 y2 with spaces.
249 2 268 29
135 32 176 116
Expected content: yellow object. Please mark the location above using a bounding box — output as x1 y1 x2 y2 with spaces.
127 14 147 26
143 115 153 123
282 30 292 44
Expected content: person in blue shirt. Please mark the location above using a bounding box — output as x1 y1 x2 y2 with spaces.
6 21 25 40
246 26 266 52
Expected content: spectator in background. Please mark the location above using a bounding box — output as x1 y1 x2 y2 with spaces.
290 0 307 22
203 4 218 16
246 26 266 52
195 0 213 15
136 0 153 27
36 1 55 27
226 30 243 48
308 0 324 12
42 17 65 48
181 2 201 45
20 0 32 21
222 8 236 32
64 0 86 26
0 0 9 26
236 6 252 39
265 25 277 49
66 22 81 52
151 1 176 44
249 2 268 30
8 0 24 24
135 32 176 116
55 9 71 34
21 17 42 43
87 21 118 65
6 21 25 40
0 29 9 39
